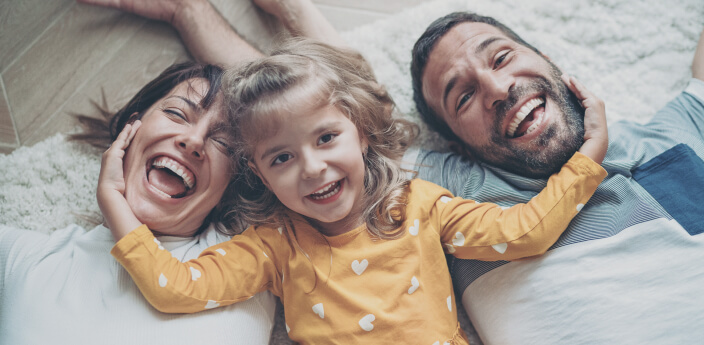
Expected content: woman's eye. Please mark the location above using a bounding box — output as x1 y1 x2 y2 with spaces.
164 109 187 121
318 133 336 145
272 153 292 166
211 138 233 153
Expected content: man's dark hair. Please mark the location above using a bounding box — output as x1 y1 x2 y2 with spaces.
410 12 541 142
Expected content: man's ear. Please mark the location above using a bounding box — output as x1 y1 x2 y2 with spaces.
449 141 474 160
247 161 270 189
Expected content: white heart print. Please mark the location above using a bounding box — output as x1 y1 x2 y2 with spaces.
352 259 368 275
445 243 456 254
492 242 508 254
205 300 220 309
312 303 325 319
189 267 201 281
440 196 452 203
153 238 164 250
447 296 452 312
452 232 465 246
216 248 226 256
576 203 585 211
408 276 420 294
158 273 167 287
408 219 420 236
359 314 375 331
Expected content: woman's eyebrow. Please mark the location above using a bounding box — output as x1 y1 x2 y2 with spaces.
165 95 203 114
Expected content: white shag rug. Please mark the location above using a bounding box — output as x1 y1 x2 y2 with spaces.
2 0 702 343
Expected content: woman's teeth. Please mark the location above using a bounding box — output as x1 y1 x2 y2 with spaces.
152 157 194 189
506 97 545 138
309 181 341 200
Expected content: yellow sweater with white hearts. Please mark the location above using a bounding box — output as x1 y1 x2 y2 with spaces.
112 152 606 345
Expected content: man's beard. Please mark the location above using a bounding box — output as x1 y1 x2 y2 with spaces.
467 63 585 179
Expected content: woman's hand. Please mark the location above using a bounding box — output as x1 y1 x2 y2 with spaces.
562 74 608 165
97 121 143 241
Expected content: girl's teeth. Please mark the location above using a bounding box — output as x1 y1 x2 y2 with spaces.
310 182 341 200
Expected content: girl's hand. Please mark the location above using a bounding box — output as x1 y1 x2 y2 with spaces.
97 121 143 241
98 121 141 197
562 74 608 164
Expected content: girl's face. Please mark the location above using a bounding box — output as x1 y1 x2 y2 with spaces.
250 104 368 236
122 78 235 237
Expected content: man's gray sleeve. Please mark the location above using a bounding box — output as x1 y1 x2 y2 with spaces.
404 148 477 196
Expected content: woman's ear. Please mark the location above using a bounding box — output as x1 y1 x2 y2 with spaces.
127 112 140 124
248 161 270 189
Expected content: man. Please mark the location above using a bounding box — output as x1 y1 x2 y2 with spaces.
409 12 704 344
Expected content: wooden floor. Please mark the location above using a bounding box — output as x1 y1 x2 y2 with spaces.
0 0 431 154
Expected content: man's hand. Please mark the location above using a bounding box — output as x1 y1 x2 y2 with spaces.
252 0 346 48
76 0 194 25
562 74 608 165
77 0 262 66
97 120 143 241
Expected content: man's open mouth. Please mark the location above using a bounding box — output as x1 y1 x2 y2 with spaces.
147 156 196 199
506 97 546 138
308 180 342 200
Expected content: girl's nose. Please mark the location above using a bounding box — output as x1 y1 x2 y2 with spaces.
301 151 327 179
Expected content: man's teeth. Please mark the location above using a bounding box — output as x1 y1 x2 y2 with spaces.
310 181 341 200
506 98 545 138
152 157 194 189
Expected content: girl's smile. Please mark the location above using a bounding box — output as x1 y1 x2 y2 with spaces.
251 103 368 236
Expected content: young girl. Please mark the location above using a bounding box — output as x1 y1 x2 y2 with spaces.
101 39 608 344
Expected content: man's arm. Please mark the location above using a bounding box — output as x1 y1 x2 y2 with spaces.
253 0 346 48
693 28 704 81
77 0 263 67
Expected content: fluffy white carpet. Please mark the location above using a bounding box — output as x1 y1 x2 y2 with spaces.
1 0 702 343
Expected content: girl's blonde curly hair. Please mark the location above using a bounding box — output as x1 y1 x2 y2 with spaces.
226 38 417 240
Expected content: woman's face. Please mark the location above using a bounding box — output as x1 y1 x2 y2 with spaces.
121 78 234 237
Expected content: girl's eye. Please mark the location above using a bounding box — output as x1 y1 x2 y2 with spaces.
318 133 336 145
272 153 292 166
494 51 510 69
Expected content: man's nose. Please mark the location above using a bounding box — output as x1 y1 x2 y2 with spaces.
481 71 514 109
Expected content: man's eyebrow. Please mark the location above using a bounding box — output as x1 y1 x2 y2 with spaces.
442 76 459 117
475 36 504 54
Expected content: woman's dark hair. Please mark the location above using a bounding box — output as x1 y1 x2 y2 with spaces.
410 12 541 142
71 61 244 235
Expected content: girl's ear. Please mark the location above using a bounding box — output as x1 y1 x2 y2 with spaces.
248 161 270 189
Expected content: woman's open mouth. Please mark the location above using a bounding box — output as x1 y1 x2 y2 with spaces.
506 97 546 138
146 156 196 199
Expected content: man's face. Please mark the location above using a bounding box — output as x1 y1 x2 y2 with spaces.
421 22 584 178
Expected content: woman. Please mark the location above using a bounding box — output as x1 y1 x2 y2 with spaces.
0 62 276 344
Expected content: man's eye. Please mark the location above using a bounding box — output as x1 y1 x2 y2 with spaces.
456 93 472 112
318 133 336 145
494 51 509 69
272 153 292 165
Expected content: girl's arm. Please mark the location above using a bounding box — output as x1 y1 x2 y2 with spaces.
97 121 143 242
431 151 606 262
111 224 282 313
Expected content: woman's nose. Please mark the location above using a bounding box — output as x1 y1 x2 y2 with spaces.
177 127 207 159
